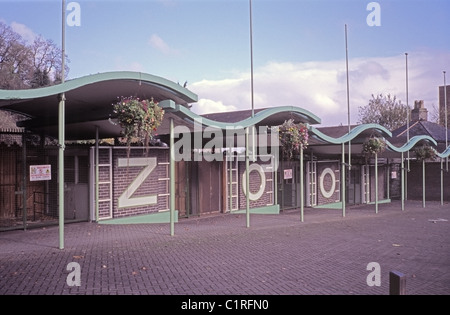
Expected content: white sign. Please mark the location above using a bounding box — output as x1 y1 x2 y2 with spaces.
30 165 51 181
284 169 293 180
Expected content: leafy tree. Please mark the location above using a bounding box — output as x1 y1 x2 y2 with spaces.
357 94 410 131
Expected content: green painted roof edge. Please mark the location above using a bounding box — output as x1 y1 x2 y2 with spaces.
385 135 437 153
436 146 450 158
161 100 321 129
0 71 198 103
308 123 392 144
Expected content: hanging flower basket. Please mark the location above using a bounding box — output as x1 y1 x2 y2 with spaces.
362 136 386 157
112 96 164 156
414 145 436 162
278 119 309 160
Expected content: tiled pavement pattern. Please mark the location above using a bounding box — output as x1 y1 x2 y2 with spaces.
0 200 449 295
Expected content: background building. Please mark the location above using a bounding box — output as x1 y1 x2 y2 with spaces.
439 85 450 126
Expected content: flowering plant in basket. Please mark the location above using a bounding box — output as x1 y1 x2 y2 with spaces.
278 119 309 160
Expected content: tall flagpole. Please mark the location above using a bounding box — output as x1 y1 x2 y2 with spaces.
405 53 410 169
58 0 66 249
345 24 351 171
246 0 254 228
249 0 254 118
405 53 409 202
444 71 448 171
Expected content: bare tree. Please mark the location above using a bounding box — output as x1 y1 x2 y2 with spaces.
0 22 69 90
0 22 31 89
0 21 69 128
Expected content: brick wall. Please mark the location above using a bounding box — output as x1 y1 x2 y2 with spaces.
97 147 170 219
408 161 450 201
238 158 274 209
316 162 340 206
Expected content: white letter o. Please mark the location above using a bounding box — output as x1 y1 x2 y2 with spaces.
319 168 336 199
242 164 266 201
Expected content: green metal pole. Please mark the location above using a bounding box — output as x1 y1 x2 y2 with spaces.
246 127 250 228
405 156 408 201
170 118 175 236
95 126 99 222
22 133 27 230
401 152 405 211
386 163 390 200
58 95 65 250
422 159 426 208
58 0 66 250
341 143 346 217
274 153 278 207
300 147 304 222
441 158 444 206
229 145 232 212
375 153 378 214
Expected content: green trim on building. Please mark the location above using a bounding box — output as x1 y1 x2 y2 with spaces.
160 100 322 129
99 211 179 225
0 71 198 104
233 204 280 215
309 123 392 144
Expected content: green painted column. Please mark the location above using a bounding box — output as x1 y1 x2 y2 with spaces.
401 152 405 211
341 143 346 217
375 153 378 214
300 146 304 222
22 133 27 230
170 118 175 236
441 158 444 206
246 127 250 228
229 145 232 212
58 94 65 250
58 0 66 250
274 153 278 207
422 159 426 208
95 126 99 222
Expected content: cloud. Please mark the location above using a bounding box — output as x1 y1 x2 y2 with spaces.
113 58 145 72
192 99 237 115
10 22 36 43
149 34 179 56
189 50 450 126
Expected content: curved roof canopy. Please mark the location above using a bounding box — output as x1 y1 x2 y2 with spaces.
0 71 198 140
160 101 321 130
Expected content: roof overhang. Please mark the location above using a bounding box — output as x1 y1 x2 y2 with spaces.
0 71 198 140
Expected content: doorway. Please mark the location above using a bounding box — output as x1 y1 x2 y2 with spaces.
347 166 362 205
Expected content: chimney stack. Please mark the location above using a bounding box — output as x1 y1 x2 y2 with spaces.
411 100 428 121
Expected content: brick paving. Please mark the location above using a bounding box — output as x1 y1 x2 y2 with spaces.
0 200 449 296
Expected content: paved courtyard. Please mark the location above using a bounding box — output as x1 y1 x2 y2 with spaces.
0 200 449 297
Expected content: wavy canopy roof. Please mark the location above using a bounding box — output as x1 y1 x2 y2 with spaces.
0 72 198 140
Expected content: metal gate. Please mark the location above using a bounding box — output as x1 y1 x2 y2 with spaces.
0 131 59 230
